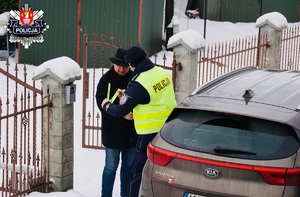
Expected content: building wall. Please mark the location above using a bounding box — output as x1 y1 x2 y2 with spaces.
140 0 165 54
19 0 77 65
194 0 299 22
19 0 164 67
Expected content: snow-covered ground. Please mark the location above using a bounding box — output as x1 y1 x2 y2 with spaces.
0 0 298 196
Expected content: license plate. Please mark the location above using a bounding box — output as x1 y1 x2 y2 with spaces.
183 192 206 197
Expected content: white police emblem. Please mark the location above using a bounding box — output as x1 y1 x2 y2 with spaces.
119 94 128 105
5 4 49 49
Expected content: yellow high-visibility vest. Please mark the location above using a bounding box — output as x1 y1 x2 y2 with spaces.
134 66 177 135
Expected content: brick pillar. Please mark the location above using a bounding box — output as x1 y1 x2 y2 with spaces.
172 45 199 102
256 12 288 69
167 29 205 103
32 56 81 191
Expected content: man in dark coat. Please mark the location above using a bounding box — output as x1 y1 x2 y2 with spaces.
96 48 137 197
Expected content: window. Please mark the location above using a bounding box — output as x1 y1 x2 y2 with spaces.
161 109 299 160
0 35 7 50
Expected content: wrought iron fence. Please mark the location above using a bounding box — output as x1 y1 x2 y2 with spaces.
0 60 52 196
197 33 268 87
198 23 300 87
280 24 300 70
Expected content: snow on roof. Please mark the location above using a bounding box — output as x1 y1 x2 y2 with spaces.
167 29 206 51
167 15 179 28
0 12 9 36
255 12 288 30
32 56 82 84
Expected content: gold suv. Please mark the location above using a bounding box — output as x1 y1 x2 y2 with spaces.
140 66 300 197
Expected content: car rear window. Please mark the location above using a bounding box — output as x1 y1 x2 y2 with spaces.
160 109 300 160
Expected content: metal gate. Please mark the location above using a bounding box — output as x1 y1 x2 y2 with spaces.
0 59 52 196
81 30 122 149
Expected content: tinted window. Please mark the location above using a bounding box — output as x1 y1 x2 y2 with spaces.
0 36 7 50
161 109 300 160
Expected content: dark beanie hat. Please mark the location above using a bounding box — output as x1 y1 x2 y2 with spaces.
125 46 147 67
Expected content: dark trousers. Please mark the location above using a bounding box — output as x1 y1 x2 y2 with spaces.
129 133 157 197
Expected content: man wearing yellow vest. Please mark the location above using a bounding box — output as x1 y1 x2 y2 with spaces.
101 46 177 197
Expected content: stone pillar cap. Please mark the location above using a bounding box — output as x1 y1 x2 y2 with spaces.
255 12 287 30
167 29 206 52
32 56 82 85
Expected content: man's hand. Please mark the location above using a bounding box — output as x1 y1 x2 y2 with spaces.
101 98 111 109
117 89 125 98
123 112 133 120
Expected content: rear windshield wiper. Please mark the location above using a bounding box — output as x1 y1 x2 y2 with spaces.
213 146 257 155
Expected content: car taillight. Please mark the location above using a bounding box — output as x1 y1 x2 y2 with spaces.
254 167 300 186
147 144 300 185
147 144 176 166
286 169 300 185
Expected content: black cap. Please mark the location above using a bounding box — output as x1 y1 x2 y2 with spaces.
124 46 147 67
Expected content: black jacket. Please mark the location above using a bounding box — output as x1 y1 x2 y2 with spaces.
103 58 154 117
95 67 137 148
